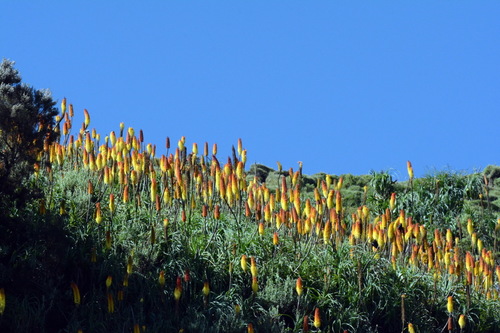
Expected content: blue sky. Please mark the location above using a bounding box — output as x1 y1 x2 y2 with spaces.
2 2 499 179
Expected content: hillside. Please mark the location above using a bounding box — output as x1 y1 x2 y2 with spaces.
0 104 499 332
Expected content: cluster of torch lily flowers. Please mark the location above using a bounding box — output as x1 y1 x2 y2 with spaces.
3 99 497 332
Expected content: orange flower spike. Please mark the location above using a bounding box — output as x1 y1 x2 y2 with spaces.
296 277 303 296
214 205 221 219
335 191 342 214
83 109 90 129
133 324 140 333
109 193 116 213
313 308 321 328
407 161 414 180
241 255 248 272
159 271 165 288
212 143 217 156
250 256 258 277
70 283 80 306
447 296 454 314
60 97 67 115
247 323 254 333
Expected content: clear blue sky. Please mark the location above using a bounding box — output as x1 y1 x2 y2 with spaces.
2 2 499 179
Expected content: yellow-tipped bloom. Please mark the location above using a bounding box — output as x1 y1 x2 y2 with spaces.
106 275 113 289
447 296 454 314
159 271 165 288
313 307 321 328
407 161 414 180
202 281 210 297
70 283 80 306
107 292 114 313
408 323 415 333
241 255 248 272
296 277 303 296
251 276 258 294
83 109 90 129
250 256 258 277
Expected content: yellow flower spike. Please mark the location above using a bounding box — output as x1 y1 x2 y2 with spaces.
407 160 414 180
158 271 165 288
133 324 140 333
60 97 67 115
127 255 133 275
106 276 113 289
273 232 279 246
237 138 243 156
323 220 332 244
212 143 217 156
335 191 342 214
250 256 258 277
83 109 90 129
70 283 80 306
313 307 321 328
258 222 265 236
296 277 303 296
251 276 258 294
107 292 114 313
326 190 334 210
467 219 474 235
95 202 103 224
408 323 415 333
477 239 483 253
235 304 241 315
390 192 396 210
458 314 466 330
241 255 248 272
202 281 210 297
447 296 454 314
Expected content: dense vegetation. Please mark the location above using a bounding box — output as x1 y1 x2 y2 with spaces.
0 61 499 332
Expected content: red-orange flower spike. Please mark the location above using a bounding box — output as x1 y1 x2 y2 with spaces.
247 323 254 333
296 277 303 296
303 315 309 332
